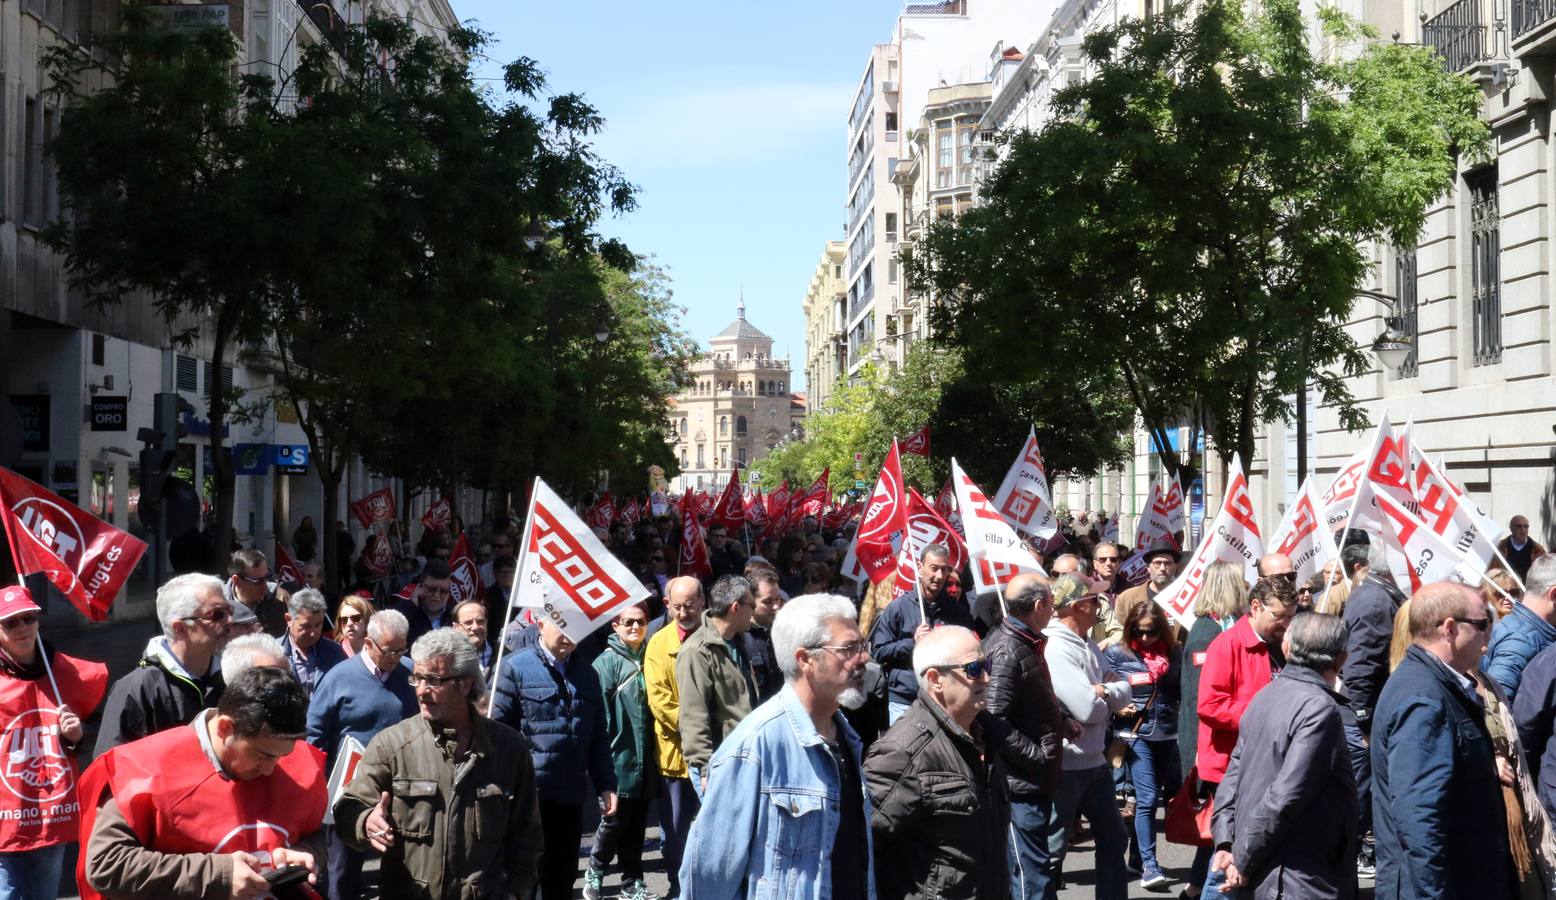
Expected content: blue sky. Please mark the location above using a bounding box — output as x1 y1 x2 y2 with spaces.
457 0 905 390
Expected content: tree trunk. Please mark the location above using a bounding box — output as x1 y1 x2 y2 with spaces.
207 298 243 572
1120 363 1181 478
320 459 343 593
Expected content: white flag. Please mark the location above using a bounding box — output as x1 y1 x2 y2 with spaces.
1268 476 1337 584
953 458 1047 596
1374 491 1481 592
322 735 366 826
513 478 652 643
1161 473 1187 537
992 427 1059 541
1152 455 1264 630
1134 481 1179 549
1407 448 1498 574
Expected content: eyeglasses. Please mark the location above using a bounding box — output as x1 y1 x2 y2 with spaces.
1270 571 1298 583
409 672 467 688
237 573 268 584
0 614 39 629
1093 555 1119 563
185 607 231 626
369 638 407 657
1449 615 1493 633
928 658 992 680
338 613 364 624
812 640 871 660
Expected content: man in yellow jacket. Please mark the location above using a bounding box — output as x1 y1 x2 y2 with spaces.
644 576 705 899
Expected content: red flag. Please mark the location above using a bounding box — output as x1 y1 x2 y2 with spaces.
744 489 769 533
936 475 966 539
678 489 712 579
619 496 642 528
365 533 395 578
447 534 485 604
847 443 908 585
822 501 860 532
764 481 791 538
786 468 830 530
420 496 452 532
274 543 303 585
0 467 147 622
350 488 397 528
710 472 745 531
893 488 967 599
693 491 716 525
587 493 615 530
901 424 932 458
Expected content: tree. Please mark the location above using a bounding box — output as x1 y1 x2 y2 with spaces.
909 0 1489 473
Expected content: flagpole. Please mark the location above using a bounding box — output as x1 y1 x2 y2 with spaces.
489 476 539 695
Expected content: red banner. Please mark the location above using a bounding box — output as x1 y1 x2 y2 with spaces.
349 488 396 528
678 488 712 579
0 468 147 622
0 652 106 851
710 472 745 531
587 493 615 531
274 543 302 586
893 488 968 599
785 468 830 530
448 534 484 604
744 489 769 533
618 496 641 528
853 443 907 584
902 424 932 458
765 481 791 536
420 496 452 532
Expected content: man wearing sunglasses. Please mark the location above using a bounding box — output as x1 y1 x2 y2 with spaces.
97 574 232 755
863 625 1011 900
392 559 456 646
1372 582 1511 900
224 548 291 639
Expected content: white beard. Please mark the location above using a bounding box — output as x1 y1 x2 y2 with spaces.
838 686 867 710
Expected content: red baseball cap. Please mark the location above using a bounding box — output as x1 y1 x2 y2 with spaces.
0 586 41 622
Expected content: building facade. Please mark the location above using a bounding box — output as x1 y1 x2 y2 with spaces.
802 242 847 412
668 305 798 493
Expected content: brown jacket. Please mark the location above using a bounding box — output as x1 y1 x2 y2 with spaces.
336 709 543 900
675 612 758 771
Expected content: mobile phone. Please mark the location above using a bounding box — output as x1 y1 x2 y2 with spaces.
264 866 310 888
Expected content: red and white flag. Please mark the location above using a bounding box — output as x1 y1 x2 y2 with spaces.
1161 474 1187 538
511 478 652 642
822 501 860 532
448 534 485 605
842 442 908 585
618 496 642 529
901 424 932 458
1151 456 1264 630
350 488 397 528
766 481 791 526
274 543 303 586
992 427 1058 541
1100 514 1119 544
786 469 830 530
710 473 745 531
420 496 452 532
0 467 148 622
365 532 394 577
893 488 967 599
744 489 769 533
1134 482 1178 550
677 488 713 581
1268 476 1336 584
1403 450 1497 576
322 736 366 826
586 493 616 531
693 491 715 524
1374 491 1480 593
952 458 1047 597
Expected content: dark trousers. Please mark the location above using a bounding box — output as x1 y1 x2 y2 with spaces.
1008 796 1055 900
324 825 366 900
590 794 649 882
659 776 701 897
538 801 584 900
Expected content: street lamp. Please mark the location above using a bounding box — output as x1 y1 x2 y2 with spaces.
1358 289 1413 372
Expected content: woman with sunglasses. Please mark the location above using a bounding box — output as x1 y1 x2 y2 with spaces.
334 592 376 656
584 602 657 900
1102 602 1182 890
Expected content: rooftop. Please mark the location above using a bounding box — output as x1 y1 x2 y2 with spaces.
711 301 773 343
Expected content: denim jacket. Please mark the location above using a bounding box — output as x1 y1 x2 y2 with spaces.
680 684 878 900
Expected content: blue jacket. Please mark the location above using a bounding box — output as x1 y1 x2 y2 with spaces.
307 655 417 776
1512 640 1556 822
490 644 616 804
1480 601 1556 701
280 634 348 695
1341 576 1407 729
1371 645 1514 900
1101 643 1180 741
681 685 876 900
869 589 976 705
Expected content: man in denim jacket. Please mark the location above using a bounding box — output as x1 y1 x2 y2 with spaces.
681 594 876 899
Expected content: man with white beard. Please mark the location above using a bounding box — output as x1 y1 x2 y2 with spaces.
680 594 876 899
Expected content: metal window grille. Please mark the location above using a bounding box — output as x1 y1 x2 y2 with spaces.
1396 247 1419 378
1469 169 1502 366
175 354 198 392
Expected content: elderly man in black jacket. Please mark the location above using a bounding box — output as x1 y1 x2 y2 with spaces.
984 573 1068 900
1212 612 1359 899
864 625 1010 900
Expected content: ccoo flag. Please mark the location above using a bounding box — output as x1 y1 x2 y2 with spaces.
992 427 1058 541
1151 455 1263 630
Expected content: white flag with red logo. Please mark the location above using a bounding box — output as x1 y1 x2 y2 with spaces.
274 543 303 586
322 736 366 826
893 488 968 600
1404 450 1497 575
1101 514 1120 544
1268 476 1336 584
350 487 397 528
0 467 148 622
935 476 966 538
420 496 452 532
1151 456 1264 630
1134 482 1179 550
448 534 485 604
953 458 1046 596
993 427 1058 540
511 479 652 642
842 442 907 585
901 424 932 458
1161 474 1187 537
1373 491 1481 593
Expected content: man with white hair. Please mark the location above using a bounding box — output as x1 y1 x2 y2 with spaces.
338 628 542 900
281 588 348 695
219 633 287 685
95 573 233 755
681 594 875 898
309 610 416 900
863 625 1011 900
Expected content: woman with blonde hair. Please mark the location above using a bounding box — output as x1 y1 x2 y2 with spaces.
1484 568 1522 617
334 591 376 656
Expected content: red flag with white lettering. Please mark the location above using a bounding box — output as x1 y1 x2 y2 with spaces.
786 468 830 530
587 493 616 531
274 543 303 586
678 489 712 580
0 467 147 622
902 424 932 458
842 442 908 585
893 488 967 599
448 534 485 604
710 472 745 531
420 496 452 533
744 489 769 533
1151 456 1264 629
619 496 642 529
349 488 396 528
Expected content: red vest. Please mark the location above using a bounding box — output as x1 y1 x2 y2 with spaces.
0 652 107 852
76 721 327 900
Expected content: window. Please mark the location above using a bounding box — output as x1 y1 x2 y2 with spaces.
889 258 898 284
697 444 705 467
175 354 198 392
885 112 898 132
936 124 954 188
22 97 37 226
957 122 975 185
202 361 233 397
719 416 728 436
1395 246 1418 378
91 333 105 366
42 108 57 223
738 447 747 465
1469 168 1501 365
736 416 747 435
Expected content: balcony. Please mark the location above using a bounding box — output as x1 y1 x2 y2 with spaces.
1513 0 1556 46
1423 0 1489 71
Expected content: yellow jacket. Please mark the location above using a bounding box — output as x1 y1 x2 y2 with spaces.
644 624 688 778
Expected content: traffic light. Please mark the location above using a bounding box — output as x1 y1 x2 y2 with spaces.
138 392 191 499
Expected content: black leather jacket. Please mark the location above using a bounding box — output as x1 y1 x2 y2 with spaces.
983 617 1065 799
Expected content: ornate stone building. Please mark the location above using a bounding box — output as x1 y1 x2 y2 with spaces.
667 305 797 492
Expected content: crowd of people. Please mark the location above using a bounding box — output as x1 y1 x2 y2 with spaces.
1 503 1553 900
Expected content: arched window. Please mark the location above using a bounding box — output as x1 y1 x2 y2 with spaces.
777 381 785 394
736 416 747 435
719 416 728 436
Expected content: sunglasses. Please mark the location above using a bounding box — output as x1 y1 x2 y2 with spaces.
338 613 364 624
1271 571 1298 583
186 607 231 625
0 614 39 629
616 619 648 629
1452 615 1493 633
928 658 992 679
237 573 268 584
1094 555 1120 563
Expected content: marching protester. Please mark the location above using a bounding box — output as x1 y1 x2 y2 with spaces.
337 628 543 900
1092 541 1124 595
586 603 657 900
225 548 291 637
982 573 1066 900
0 585 106 899
1210 612 1358 898
280 587 348 695
307 609 415 900
677 574 760 793
644 575 704 899
864 625 1010 900
219 633 286 683
1051 554 1121 646
334 591 375 657
680 594 875 899
744 565 786 700
1342 540 1407 736
451 600 495 684
79 666 326 900
1179 560 1249 780
392 559 456 645
1483 555 1556 700
95 573 230 755
1114 540 1179 634
870 544 976 724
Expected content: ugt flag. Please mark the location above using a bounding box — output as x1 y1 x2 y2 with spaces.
901 424 932 458
0 467 147 622
893 488 967 600
350 487 396 528
421 496 452 532
842 440 907 585
1151 456 1264 629
274 543 303 586
511 478 651 643
992 426 1058 541
447 534 485 604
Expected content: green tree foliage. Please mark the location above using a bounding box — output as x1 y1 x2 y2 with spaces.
909 0 1489 473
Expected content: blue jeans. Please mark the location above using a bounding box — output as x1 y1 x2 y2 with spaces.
1044 765 1129 900
0 843 66 900
1008 797 1054 900
1126 738 1181 874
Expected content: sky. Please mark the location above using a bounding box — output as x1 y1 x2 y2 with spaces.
456 0 907 391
